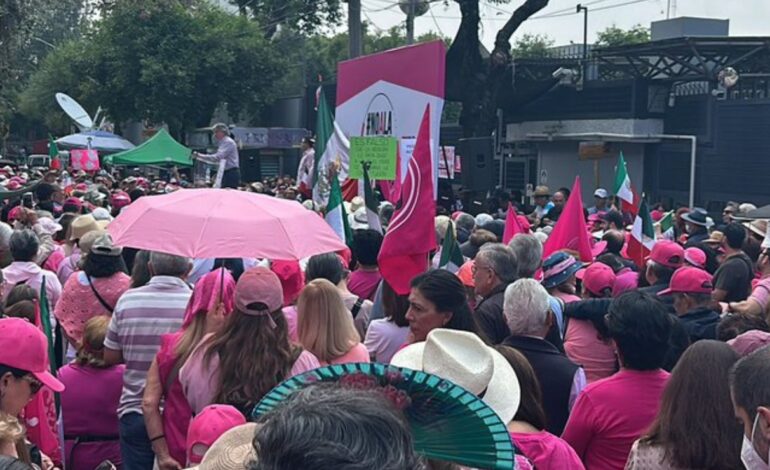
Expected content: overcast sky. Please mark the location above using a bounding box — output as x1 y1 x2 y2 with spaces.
358 0 770 48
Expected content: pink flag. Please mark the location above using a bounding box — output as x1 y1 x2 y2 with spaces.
503 203 525 244
542 177 593 262
70 148 100 171
378 105 437 295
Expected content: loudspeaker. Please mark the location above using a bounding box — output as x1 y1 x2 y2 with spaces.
458 136 495 191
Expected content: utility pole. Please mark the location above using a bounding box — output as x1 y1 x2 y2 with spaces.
347 0 363 58
406 0 416 45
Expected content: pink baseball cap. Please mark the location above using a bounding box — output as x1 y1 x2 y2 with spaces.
578 262 616 297
684 247 707 269
0 318 64 392
75 183 88 192
658 267 713 296
110 191 132 209
235 267 284 316
271 260 304 306
6 181 21 190
186 404 246 465
7 206 23 223
64 197 83 209
728 330 770 357
648 240 684 269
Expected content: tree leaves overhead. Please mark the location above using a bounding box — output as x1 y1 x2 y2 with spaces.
596 24 650 48
19 0 285 136
229 0 344 37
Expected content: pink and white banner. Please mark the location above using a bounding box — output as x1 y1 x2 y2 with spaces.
335 41 445 192
70 149 100 171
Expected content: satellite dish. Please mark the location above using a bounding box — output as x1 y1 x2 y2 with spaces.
718 67 739 89
55 92 94 130
399 0 430 17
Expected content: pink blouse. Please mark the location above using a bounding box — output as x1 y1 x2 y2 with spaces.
54 271 131 345
322 343 371 366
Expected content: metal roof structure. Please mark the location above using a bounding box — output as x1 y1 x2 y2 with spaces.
592 36 770 83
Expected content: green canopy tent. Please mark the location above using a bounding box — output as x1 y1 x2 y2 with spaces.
104 129 193 167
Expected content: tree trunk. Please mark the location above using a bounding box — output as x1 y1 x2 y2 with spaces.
446 0 550 138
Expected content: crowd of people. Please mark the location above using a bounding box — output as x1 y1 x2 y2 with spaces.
1 158 770 470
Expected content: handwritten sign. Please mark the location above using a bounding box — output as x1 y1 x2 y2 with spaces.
349 137 397 180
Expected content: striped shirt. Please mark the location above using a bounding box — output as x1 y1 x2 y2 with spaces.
104 276 192 417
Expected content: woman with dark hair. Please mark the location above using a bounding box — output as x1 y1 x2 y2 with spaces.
405 269 480 343
564 263 617 383
563 291 673 470
364 280 410 363
305 253 372 339
54 234 130 349
496 346 585 470
626 340 742 469
180 268 320 416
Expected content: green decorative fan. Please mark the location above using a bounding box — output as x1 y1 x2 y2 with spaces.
252 363 516 470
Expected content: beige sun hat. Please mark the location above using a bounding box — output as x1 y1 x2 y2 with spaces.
190 423 259 470
69 214 99 241
390 329 520 424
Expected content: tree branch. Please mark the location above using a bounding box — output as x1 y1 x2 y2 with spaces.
492 0 549 65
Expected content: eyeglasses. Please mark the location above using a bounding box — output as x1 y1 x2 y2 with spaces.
471 264 494 276
22 375 43 395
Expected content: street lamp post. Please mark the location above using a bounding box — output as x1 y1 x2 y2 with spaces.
576 4 589 81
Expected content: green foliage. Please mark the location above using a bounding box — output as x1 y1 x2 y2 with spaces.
1 0 83 146
19 1 284 135
229 0 343 37
511 33 554 58
596 24 650 47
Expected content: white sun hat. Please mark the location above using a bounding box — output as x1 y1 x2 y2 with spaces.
390 328 520 423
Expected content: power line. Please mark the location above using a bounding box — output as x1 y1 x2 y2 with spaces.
428 2 447 37
431 0 656 22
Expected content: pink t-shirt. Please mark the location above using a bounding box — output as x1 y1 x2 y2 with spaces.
347 269 381 301
282 306 299 343
511 430 585 470
749 276 770 312
564 320 617 383
322 343 370 366
562 369 670 470
59 364 125 470
180 334 321 414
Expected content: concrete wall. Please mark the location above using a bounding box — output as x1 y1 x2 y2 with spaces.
536 141 646 203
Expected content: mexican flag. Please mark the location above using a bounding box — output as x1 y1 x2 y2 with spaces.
627 199 656 267
362 163 382 234
312 90 350 207
658 211 675 240
324 175 352 245
438 220 464 273
613 152 637 216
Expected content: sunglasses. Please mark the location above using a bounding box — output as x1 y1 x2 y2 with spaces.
22 375 43 395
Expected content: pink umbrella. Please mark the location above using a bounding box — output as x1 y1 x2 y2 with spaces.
107 189 346 260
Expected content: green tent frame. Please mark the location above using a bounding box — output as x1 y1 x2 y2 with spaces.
105 128 193 167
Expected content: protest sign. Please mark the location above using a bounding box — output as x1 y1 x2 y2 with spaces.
349 137 397 180
438 146 456 179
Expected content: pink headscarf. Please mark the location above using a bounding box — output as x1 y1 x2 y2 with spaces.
182 268 236 328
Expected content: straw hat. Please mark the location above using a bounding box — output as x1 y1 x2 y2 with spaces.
69 214 99 241
533 185 550 197
390 329 520 423
190 423 259 470
744 219 768 239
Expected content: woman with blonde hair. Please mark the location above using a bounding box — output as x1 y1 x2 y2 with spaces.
59 315 125 469
297 279 370 365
